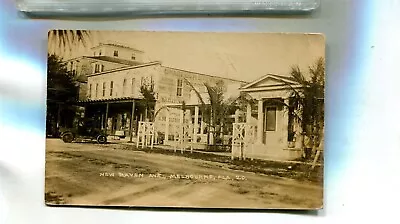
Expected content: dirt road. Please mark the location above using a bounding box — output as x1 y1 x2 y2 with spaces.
45 139 323 209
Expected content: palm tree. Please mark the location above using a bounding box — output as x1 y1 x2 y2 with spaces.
184 79 244 149
278 57 325 167
48 30 91 54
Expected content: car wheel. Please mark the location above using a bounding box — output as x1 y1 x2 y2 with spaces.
62 133 74 143
97 135 107 144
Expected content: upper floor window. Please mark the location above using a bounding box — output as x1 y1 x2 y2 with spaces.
122 79 127 96
101 65 105 72
99 50 102 56
88 84 92 98
102 82 106 97
176 79 183 96
95 64 100 73
110 81 114 96
95 83 99 98
131 54 136 60
113 50 119 57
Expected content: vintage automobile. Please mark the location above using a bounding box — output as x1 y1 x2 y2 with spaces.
59 118 108 144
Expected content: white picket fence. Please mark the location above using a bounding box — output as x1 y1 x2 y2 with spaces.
231 123 256 160
136 121 155 149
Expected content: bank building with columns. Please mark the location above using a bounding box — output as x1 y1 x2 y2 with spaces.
66 41 304 161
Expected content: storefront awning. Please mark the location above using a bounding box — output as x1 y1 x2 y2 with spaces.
77 97 140 105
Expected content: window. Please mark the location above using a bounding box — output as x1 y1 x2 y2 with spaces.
88 84 92 98
110 81 114 96
264 107 277 131
113 50 119 57
176 79 183 96
93 51 96 56
131 54 136 60
122 79 127 95
132 78 136 94
99 50 102 56
95 64 100 73
101 65 105 72
95 83 99 97
102 82 106 97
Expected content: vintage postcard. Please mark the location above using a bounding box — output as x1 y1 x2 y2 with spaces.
45 30 325 209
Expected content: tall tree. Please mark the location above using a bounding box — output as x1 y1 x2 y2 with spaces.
47 54 79 104
46 54 79 136
279 57 325 163
139 80 156 121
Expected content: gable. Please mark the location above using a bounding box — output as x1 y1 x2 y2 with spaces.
249 77 287 88
241 74 298 90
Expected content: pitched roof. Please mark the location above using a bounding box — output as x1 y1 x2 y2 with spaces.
87 61 162 77
91 42 144 53
240 73 299 90
86 56 142 66
163 66 248 84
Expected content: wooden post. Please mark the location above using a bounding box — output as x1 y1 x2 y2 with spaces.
129 100 136 143
234 109 239 123
150 123 154 149
105 103 109 135
165 108 170 145
193 106 199 153
283 98 290 148
180 109 184 153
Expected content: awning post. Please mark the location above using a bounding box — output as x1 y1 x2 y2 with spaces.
129 100 136 143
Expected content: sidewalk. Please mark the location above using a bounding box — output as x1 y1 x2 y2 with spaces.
109 137 321 167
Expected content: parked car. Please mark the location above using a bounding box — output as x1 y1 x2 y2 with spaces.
59 118 107 144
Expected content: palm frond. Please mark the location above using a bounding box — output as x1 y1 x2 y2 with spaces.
48 30 91 54
290 65 309 86
153 105 170 121
184 78 206 106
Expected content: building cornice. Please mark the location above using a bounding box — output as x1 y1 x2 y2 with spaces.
87 61 162 77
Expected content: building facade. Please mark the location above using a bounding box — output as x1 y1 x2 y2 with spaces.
66 42 305 161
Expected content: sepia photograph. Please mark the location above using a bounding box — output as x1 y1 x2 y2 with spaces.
45 30 325 209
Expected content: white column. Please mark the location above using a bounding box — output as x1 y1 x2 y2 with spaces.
180 109 184 125
257 99 263 144
234 109 240 123
194 106 199 143
246 104 252 124
185 109 191 123
164 109 170 144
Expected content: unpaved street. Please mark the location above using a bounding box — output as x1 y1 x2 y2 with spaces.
45 139 323 209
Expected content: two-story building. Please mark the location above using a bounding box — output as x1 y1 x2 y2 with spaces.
67 42 246 143
67 41 306 161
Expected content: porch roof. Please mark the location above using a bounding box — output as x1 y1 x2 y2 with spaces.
77 97 140 104
163 103 210 109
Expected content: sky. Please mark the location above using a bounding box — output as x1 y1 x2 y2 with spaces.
54 31 325 82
